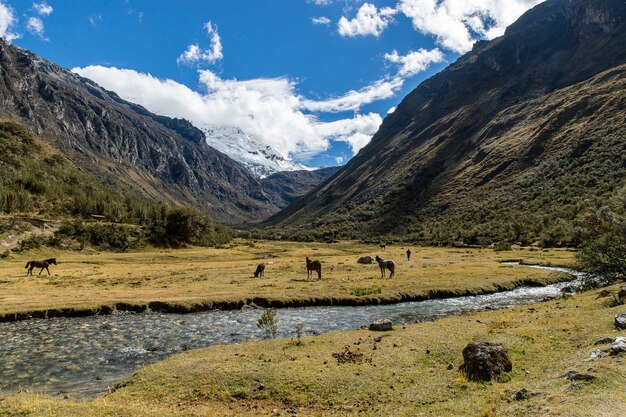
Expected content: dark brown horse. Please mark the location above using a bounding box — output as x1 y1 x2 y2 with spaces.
254 263 265 277
25 258 57 275
306 256 321 280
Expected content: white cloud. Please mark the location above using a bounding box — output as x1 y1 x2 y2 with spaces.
312 16 331 25
302 76 405 113
33 2 53 16
73 66 384 161
178 20 223 65
338 3 397 37
26 16 46 38
397 0 546 53
0 2 19 41
88 14 102 26
384 47 444 77
335 156 344 165
311 0 333 5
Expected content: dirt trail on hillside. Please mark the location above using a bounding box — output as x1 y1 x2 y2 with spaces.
0 220 59 253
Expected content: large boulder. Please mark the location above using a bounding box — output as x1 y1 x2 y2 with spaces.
461 342 512 381
615 313 626 330
357 256 373 264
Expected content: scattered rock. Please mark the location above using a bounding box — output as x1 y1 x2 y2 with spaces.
596 289 611 299
586 349 604 361
357 256 373 264
561 286 575 294
368 319 393 332
511 388 539 401
610 337 626 356
446 363 454 370
594 337 615 345
460 342 512 381
332 346 367 364
561 370 596 381
618 287 626 305
614 313 626 330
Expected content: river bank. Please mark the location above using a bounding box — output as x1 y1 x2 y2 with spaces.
0 241 576 320
1 276 624 416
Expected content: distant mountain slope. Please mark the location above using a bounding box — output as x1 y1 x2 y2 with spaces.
267 0 626 245
0 40 331 224
261 166 341 208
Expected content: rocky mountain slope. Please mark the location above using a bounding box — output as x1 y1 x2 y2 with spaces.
267 0 626 244
0 40 332 224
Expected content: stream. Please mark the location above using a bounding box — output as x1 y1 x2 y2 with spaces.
0 263 585 398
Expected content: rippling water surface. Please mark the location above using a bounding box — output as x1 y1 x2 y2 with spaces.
0 264 583 398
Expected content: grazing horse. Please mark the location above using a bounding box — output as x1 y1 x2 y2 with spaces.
379 244 386 249
25 258 57 276
375 255 395 278
305 256 322 280
254 263 265 277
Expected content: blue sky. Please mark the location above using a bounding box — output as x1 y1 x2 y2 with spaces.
1 0 544 167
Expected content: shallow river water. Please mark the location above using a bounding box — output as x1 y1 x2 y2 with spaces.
0 264 584 398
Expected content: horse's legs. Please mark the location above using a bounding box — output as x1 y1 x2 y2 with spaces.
38 267 43 275
46 266 51 275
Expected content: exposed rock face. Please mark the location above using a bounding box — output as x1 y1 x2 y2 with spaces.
267 0 626 242
461 342 512 381
0 40 333 224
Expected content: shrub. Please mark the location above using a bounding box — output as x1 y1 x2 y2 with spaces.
257 308 278 339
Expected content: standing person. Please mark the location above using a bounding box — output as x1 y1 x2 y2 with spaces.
406 248 411 261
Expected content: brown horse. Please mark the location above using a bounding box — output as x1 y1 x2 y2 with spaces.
254 263 265 277
379 244 386 249
25 258 57 275
306 256 321 280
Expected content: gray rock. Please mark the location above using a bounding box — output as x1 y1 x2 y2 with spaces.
460 342 512 381
615 313 626 330
357 256 373 264
596 289 611 298
512 388 539 401
594 337 615 345
585 349 604 361
610 337 626 356
561 370 596 381
368 319 393 331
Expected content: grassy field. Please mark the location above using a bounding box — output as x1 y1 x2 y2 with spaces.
0 241 576 317
1 278 624 416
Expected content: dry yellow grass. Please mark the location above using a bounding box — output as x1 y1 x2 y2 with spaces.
1 279 624 416
0 241 575 316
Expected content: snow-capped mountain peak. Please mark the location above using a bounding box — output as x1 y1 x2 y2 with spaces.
202 126 311 178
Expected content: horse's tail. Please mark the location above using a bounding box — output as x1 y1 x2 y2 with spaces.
25 261 30 269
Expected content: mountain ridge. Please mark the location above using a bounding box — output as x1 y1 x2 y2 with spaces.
266 0 626 244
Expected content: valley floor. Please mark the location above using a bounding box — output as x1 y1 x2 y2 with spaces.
0 241 575 318
1 277 625 416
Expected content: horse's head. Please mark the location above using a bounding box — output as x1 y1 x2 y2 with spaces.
47 258 57 265
375 255 381 262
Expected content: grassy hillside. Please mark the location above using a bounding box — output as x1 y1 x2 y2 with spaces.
265 65 626 246
0 120 230 248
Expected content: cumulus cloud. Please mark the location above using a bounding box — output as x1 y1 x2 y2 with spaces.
338 3 397 37
397 0 546 53
384 47 444 77
73 66 384 160
33 2 53 16
0 2 19 41
178 20 223 65
312 16 331 25
26 16 46 38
